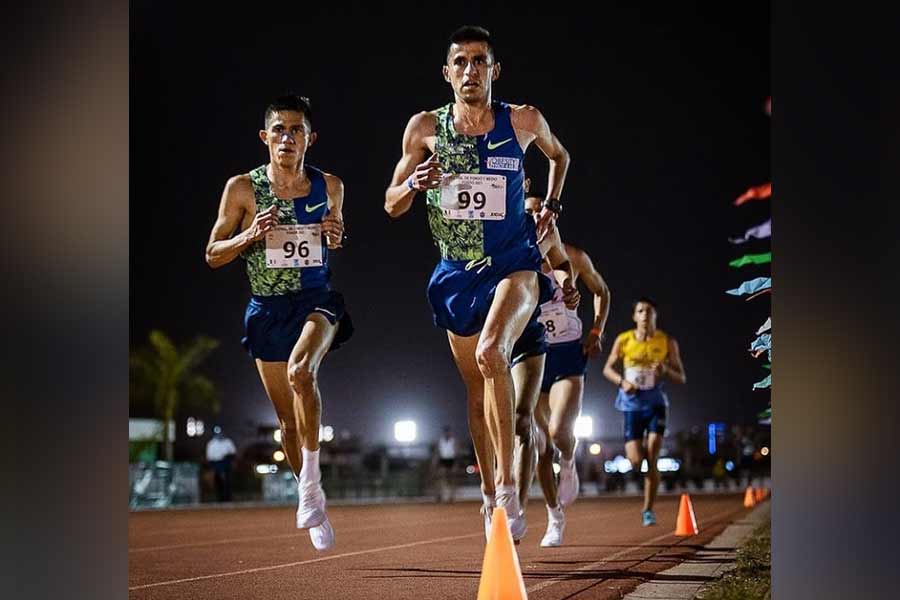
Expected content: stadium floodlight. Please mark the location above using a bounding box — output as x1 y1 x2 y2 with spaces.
394 420 417 443
574 416 593 439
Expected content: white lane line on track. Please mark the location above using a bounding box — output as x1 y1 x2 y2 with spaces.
128 532 484 591
129 513 482 553
525 508 738 595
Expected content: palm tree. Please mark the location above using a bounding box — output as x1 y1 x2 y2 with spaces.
130 330 220 462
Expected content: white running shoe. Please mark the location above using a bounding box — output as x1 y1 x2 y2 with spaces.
296 479 327 529
540 505 565 547
495 485 527 541
557 458 580 507
309 515 334 551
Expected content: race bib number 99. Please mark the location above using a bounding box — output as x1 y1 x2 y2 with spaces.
439 173 506 220
265 224 323 268
624 366 657 390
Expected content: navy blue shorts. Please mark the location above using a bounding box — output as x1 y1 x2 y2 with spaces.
510 313 548 366
623 404 668 441
427 246 553 337
241 287 353 362
540 340 588 393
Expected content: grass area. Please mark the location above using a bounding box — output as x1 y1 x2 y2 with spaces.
697 518 771 600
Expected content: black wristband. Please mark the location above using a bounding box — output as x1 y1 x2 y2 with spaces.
545 197 562 215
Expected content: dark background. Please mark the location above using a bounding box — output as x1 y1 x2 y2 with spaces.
130 3 770 447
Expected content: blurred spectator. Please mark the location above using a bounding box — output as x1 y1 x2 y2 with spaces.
206 425 236 502
433 426 458 502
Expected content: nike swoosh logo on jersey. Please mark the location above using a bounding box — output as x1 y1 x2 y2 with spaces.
305 201 327 213
486 138 513 150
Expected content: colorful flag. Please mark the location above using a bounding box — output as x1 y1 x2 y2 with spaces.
750 334 771 353
729 252 772 268
734 183 772 206
753 374 772 390
729 219 772 244
726 277 771 296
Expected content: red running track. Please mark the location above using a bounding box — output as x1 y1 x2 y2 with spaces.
129 493 751 599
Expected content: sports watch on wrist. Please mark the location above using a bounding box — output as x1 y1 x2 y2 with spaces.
545 197 562 215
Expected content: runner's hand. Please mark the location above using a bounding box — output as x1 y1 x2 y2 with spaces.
561 277 580 310
409 153 443 191
582 330 602 358
535 206 557 243
322 214 344 249
620 379 637 394
244 206 279 242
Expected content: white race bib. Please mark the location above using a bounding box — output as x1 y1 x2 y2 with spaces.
625 366 657 390
265 224 323 268
439 173 506 220
538 303 569 341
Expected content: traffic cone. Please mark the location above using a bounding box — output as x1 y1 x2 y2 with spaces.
477 507 528 600
674 493 699 536
743 486 756 508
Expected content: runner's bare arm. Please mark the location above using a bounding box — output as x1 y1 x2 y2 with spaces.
568 246 611 356
542 224 580 309
322 173 345 249
205 175 276 268
511 105 570 239
659 338 687 384
602 336 627 387
385 112 438 218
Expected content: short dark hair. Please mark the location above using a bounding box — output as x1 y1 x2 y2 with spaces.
447 25 496 62
264 94 313 129
633 297 658 312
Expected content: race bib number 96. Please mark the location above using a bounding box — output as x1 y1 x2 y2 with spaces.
265 224 323 268
439 173 506 220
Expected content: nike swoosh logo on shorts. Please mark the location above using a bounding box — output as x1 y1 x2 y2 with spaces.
315 307 336 317
486 138 513 150
305 201 327 213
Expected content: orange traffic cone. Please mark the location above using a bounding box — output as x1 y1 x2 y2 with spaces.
754 487 764 503
674 493 699 536
477 507 528 600
743 486 756 508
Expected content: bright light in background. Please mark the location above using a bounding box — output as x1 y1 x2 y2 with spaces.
574 416 593 439
273 450 285 462
394 420 417 443
657 458 681 472
604 455 633 473
725 460 735 471
589 443 602 455
256 464 277 474
465 465 476 475
319 425 334 443
761 446 770 456
603 456 680 473
186 417 204 438
552 463 561 474
273 429 282 443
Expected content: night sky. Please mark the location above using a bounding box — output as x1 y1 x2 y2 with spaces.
130 4 770 448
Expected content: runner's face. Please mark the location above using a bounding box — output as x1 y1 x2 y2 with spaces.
444 42 498 104
259 111 315 167
633 302 657 329
524 196 543 216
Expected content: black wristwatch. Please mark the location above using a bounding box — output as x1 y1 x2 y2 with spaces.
545 197 563 216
